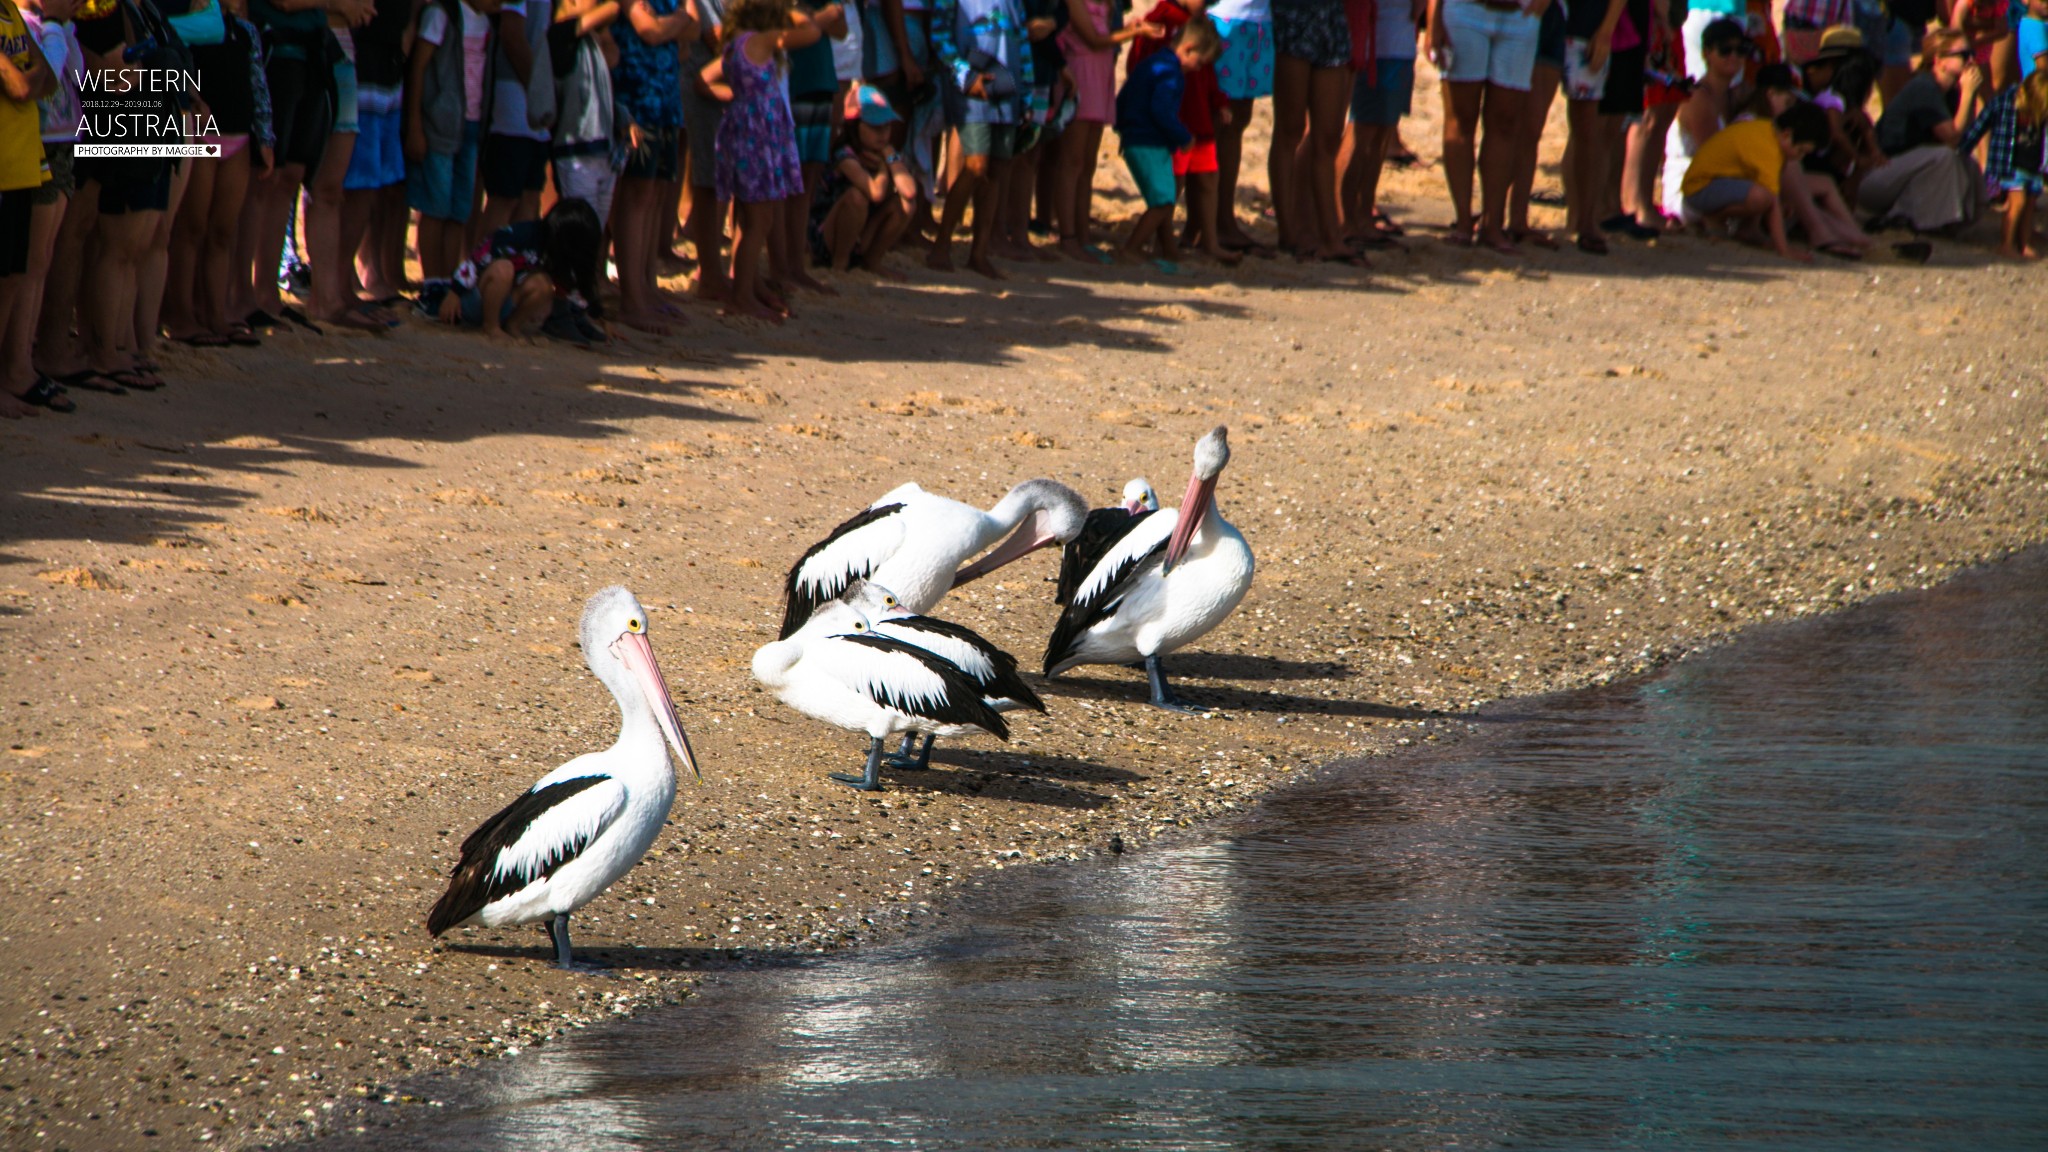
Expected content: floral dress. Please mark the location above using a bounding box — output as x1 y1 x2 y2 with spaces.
715 31 805 204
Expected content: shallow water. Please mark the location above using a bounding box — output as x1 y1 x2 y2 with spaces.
337 552 2048 1151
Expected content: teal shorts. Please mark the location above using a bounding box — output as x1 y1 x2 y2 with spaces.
959 120 1018 160
1122 144 1177 209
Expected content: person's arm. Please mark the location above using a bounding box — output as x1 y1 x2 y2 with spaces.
405 23 437 160
1588 0 1627 73
1955 90 1999 152
698 51 731 99
1061 0 1110 48
1153 66 1190 147
1425 0 1448 66
848 153 888 200
812 1 846 39
0 40 33 102
499 4 533 82
1765 172 1807 261
930 0 971 90
751 8 819 57
247 23 277 169
627 0 694 45
1931 66 1983 142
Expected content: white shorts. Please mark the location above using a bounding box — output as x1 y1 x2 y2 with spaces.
1441 1 1541 92
553 153 619 227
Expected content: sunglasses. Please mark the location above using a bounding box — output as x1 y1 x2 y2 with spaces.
1943 49 1975 59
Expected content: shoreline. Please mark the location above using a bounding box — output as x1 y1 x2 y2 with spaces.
4 105 2046 1148
297 538 2048 1147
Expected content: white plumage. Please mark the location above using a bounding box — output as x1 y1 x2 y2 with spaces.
778 479 1089 638
1043 428 1254 711
427 586 699 969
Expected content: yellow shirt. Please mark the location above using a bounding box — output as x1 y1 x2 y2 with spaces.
1680 118 1786 199
0 0 47 192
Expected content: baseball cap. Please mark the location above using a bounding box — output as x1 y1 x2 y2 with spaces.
856 85 901 126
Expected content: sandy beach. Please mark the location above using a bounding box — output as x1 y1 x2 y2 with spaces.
3 75 2046 1149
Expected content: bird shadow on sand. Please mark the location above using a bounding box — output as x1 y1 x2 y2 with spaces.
1163 652 1357 681
440 939 819 974
1047 670 1457 723
882 748 1134 808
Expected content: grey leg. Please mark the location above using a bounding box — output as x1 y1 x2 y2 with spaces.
550 912 575 968
1146 654 1202 714
886 733 934 769
831 736 887 791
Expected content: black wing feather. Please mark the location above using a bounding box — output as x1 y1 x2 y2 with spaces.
779 502 906 639
884 614 1046 713
1056 507 1155 605
427 774 610 936
837 633 1012 740
1042 535 1167 676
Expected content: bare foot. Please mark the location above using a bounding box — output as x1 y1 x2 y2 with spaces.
755 284 792 318
925 246 956 272
1 391 36 419
692 275 732 302
1202 245 1244 266
966 254 1006 280
618 311 674 336
862 257 909 281
722 299 784 323
786 269 837 295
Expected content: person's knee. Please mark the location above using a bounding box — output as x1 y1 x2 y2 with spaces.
518 272 553 301
478 260 516 289
1745 185 1776 214
961 154 990 182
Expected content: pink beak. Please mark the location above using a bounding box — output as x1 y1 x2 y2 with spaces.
1163 469 1216 573
951 513 1060 588
1123 496 1148 514
610 630 701 781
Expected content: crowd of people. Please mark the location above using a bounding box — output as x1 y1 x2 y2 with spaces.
1 0 2042 416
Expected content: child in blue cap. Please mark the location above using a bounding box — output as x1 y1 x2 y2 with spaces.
811 85 921 274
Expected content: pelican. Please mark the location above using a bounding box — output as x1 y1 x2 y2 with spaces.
427 586 700 969
1041 427 1254 713
753 599 1011 791
1056 477 1161 607
841 580 1045 769
780 479 1089 638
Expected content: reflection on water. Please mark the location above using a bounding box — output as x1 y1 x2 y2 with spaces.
327 553 2048 1151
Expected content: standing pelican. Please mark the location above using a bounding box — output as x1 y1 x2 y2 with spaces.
841 580 1045 769
780 479 1089 638
427 586 700 969
753 600 1011 791
1042 428 1254 712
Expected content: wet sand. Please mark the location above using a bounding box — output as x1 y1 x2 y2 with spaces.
2 80 2045 1151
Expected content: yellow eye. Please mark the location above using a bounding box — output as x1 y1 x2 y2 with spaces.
852 621 866 631
627 618 643 633
884 596 897 607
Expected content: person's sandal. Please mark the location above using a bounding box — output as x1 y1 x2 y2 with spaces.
17 376 77 413
1576 233 1609 255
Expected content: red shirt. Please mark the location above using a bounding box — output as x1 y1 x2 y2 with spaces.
1180 62 1226 142
1126 0 1191 67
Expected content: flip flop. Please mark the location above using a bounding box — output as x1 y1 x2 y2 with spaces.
1149 258 1187 276
244 309 283 330
1371 209 1406 237
1511 228 1560 251
173 333 231 347
278 306 324 334
54 369 128 395
1576 233 1609 256
16 376 76 413
111 367 162 391
224 325 262 347
1817 243 1863 261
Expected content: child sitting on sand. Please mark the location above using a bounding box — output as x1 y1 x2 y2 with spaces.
420 198 607 341
1679 102 1830 262
811 85 919 275
1114 16 1218 273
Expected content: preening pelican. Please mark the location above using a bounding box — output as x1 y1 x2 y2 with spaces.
841 580 1044 769
780 479 1089 638
427 586 700 969
1056 477 1161 607
1042 428 1254 712
754 600 1012 791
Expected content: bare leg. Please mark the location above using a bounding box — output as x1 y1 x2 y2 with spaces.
162 157 216 339
1440 80 1484 240
1213 96 1264 249
202 150 254 335
1625 103 1677 227
687 183 730 301
1269 55 1312 254
34 186 95 376
1509 63 1560 242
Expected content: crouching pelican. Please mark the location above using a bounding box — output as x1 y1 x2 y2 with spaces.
1042 428 1254 712
780 479 1089 638
427 586 700 969
841 580 1044 769
753 598 1013 791
1056 477 1160 606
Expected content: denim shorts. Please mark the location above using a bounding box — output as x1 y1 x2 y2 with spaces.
332 57 359 135
345 109 405 190
1123 144 1177 208
406 119 482 221
1441 0 1541 91
1683 176 1756 217
1350 57 1415 124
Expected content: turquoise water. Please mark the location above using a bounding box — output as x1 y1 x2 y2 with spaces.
332 552 2048 1151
